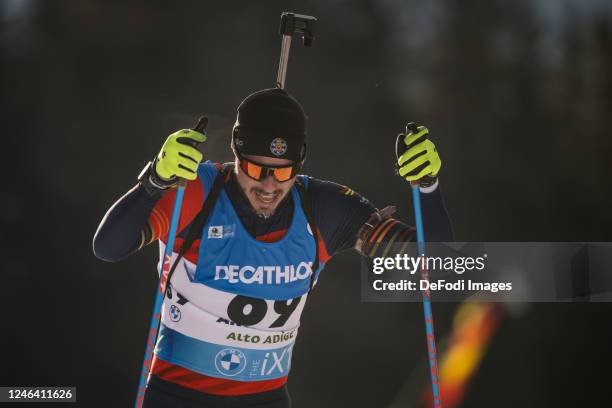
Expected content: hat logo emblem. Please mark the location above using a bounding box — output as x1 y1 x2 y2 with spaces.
270 138 288 156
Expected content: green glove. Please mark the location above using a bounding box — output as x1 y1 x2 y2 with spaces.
397 125 441 184
155 129 206 181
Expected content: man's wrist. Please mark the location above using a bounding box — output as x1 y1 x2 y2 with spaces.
137 161 177 198
419 177 439 193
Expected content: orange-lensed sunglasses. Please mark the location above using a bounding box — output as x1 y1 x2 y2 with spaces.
237 154 302 182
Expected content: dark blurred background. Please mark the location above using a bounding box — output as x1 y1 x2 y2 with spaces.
2 0 612 407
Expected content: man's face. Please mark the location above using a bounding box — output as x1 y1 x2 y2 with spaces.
234 154 297 217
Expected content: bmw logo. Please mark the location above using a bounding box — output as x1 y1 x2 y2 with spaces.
270 138 288 156
214 348 247 376
169 304 181 322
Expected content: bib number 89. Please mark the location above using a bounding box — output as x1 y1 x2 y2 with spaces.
227 295 302 328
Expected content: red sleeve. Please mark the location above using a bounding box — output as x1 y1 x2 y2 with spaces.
148 178 205 244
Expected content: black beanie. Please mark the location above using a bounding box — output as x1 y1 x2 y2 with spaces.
232 88 307 161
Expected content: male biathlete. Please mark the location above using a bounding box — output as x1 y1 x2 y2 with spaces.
93 88 453 408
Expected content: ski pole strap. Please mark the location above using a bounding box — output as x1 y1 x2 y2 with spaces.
165 164 232 295
296 178 319 291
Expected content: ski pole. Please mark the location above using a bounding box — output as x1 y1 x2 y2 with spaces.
399 122 443 407
134 117 207 408
412 182 442 408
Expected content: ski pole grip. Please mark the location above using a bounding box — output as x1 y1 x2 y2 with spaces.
395 121 420 163
174 116 208 188
404 122 436 187
395 122 426 186
406 122 420 135
191 116 208 133
192 116 208 134
177 116 209 148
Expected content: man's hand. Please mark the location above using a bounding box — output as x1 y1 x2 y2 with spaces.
155 129 206 181
397 125 441 187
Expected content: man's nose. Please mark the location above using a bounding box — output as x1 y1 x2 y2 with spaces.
260 175 279 191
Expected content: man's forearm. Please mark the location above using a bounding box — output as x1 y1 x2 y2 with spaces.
93 184 159 262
